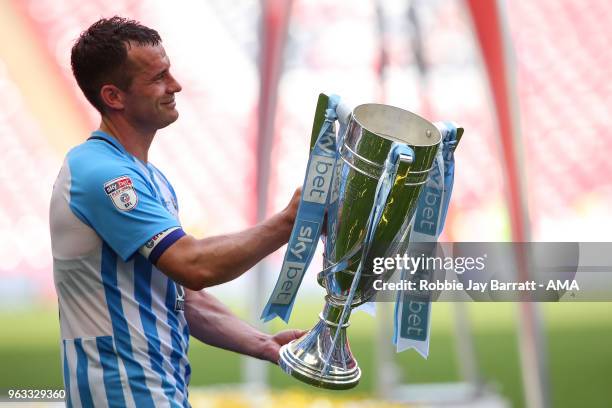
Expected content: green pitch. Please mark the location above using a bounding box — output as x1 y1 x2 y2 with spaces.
1 301 610 407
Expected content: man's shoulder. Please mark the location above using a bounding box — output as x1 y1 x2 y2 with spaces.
67 137 125 165
66 139 140 184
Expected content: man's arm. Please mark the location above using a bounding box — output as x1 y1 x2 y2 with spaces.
184 289 304 363
156 189 300 291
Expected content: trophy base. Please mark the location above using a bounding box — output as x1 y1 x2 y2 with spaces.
278 302 361 390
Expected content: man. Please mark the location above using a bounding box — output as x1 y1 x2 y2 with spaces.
50 17 302 407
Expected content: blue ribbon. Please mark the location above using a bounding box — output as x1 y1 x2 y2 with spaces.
393 122 458 358
261 95 341 323
438 122 458 235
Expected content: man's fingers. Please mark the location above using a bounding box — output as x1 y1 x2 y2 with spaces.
286 329 306 341
292 329 307 339
264 329 308 364
273 329 307 346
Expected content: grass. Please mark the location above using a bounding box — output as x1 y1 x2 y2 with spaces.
0 301 610 407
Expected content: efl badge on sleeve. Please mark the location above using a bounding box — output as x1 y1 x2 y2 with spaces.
104 176 138 211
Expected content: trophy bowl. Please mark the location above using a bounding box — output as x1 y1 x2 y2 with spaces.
279 103 441 389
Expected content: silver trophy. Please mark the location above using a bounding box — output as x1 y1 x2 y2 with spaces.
279 101 442 389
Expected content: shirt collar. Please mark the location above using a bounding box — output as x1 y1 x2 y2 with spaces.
88 130 129 155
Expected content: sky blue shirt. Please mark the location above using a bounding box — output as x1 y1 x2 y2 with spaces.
50 131 190 407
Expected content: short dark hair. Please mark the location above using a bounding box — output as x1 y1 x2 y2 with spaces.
71 16 161 113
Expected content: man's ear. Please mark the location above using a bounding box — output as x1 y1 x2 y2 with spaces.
100 84 125 111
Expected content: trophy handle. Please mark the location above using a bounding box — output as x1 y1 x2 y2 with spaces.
342 144 415 302
316 148 416 300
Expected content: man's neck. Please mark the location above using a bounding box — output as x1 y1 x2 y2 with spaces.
99 116 154 163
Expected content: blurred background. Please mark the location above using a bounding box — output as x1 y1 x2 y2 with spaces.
0 0 610 407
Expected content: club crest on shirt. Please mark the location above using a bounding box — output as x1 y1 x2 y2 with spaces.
104 176 138 211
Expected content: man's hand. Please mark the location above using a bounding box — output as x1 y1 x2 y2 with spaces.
261 329 307 364
281 187 301 229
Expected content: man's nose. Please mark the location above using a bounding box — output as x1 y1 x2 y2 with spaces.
167 73 182 93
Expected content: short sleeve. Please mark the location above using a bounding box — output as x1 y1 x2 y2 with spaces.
67 155 180 262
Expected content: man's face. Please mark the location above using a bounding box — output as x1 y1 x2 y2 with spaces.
121 44 182 131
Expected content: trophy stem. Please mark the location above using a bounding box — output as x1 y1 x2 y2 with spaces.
278 298 361 390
